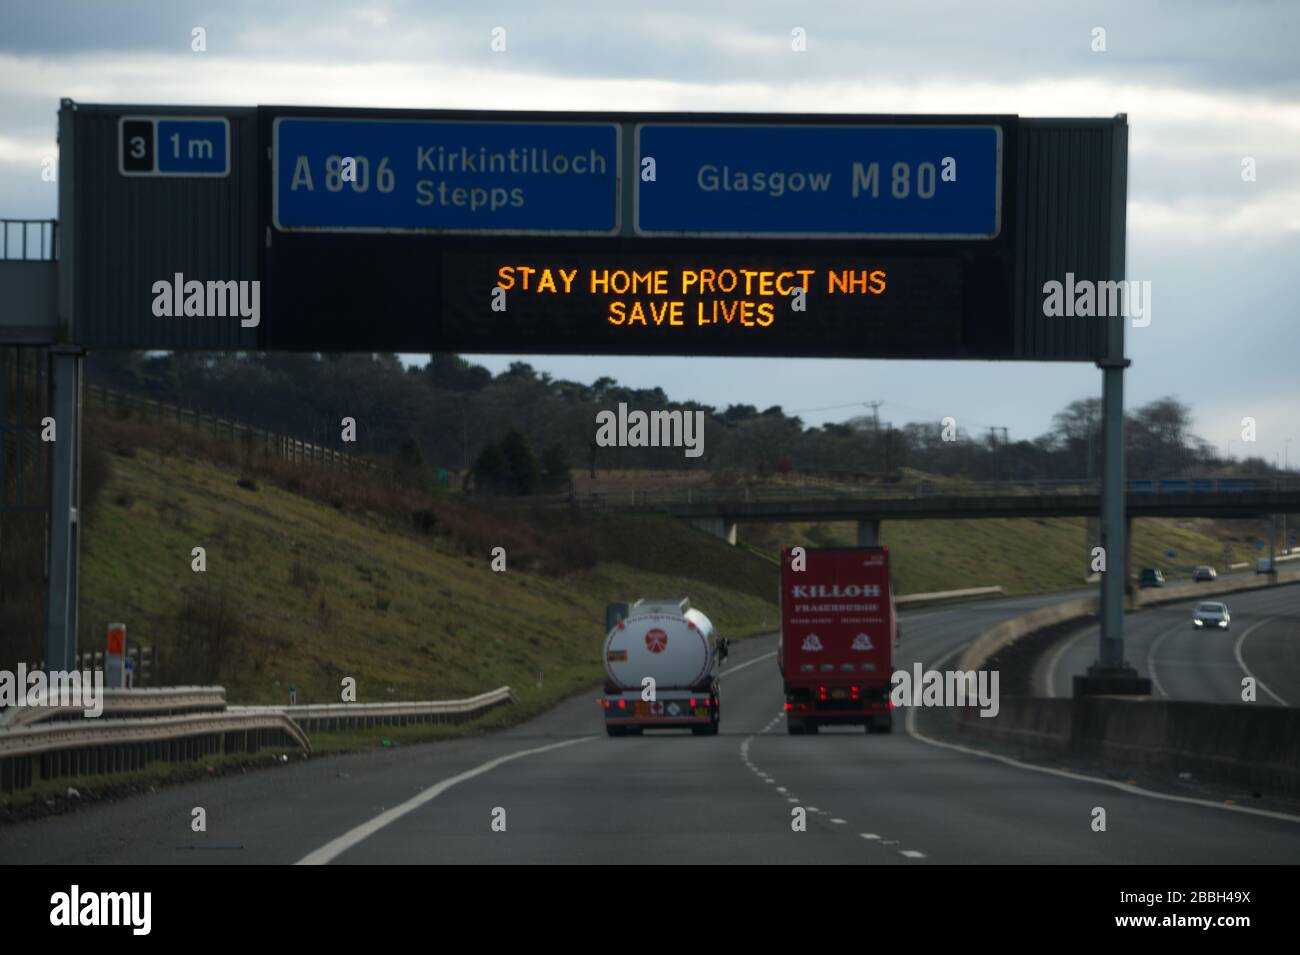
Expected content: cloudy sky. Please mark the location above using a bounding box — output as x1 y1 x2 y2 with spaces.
2 1 1298 465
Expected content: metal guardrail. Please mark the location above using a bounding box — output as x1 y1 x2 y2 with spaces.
0 686 226 729
0 709 309 793
270 686 517 733
0 686 516 794
896 586 1005 607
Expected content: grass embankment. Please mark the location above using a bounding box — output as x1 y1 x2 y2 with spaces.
0 418 778 814
78 415 778 714
744 515 1261 596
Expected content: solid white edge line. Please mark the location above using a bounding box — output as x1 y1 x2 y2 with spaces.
1145 622 1186 700
1044 624 1093 698
905 645 1300 825
719 650 776 677
1233 618 1289 706
295 736 595 865
900 849 926 858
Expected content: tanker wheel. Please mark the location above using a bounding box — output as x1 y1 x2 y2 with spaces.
692 720 719 736
805 722 819 735
867 717 893 734
786 719 804 735
606 725 625 737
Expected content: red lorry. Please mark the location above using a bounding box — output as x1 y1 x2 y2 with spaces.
779 546 896 735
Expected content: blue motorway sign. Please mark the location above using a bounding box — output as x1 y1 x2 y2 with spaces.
119 116 230 177
636 124 1001 238
274 118 620 234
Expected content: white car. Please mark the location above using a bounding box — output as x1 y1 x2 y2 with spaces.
1192 602 1231 631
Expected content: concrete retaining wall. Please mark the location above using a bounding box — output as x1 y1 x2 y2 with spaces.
948 695 1300 798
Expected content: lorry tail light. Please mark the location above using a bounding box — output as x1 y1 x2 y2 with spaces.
783 703 792 710
618 699 626 709
689 697 696 707
851 686 861 700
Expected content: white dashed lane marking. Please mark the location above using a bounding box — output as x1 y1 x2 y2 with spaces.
740 733 930 859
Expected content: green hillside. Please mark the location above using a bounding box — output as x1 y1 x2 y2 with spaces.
76 413 1262 725
78 437 779 717
744 515 1261 596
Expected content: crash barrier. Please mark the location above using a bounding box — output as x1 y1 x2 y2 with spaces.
957 597 1099 672
274 686 517 733
0 708 309 794
897 586 1006 608
0 686 515 794
1134 563 1300 609
938 590 1300 798
958 566 1300 674
0 686 226 729
946 696 1300 799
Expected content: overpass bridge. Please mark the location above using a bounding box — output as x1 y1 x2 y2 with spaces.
569 476 1300 548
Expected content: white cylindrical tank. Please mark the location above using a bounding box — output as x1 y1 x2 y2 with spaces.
603 599 718 691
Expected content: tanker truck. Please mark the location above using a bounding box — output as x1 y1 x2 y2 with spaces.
599 598 728 736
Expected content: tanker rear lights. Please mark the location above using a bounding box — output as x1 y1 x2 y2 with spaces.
617 699 627 710
851 686 862 701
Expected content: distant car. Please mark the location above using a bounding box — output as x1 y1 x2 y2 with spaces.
1138 568 1165 588
1192 602 1231 631
1192 565 1217 582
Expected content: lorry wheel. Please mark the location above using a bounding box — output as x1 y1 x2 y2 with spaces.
606 725 625 737
804 722 819 735
867 717 893 734
787 720 805 735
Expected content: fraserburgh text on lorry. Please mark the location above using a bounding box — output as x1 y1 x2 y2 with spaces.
780 547 897 735
599 598 728 736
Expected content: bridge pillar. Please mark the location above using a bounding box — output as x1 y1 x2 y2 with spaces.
1124 516 1138 610
44 346 83 673
856 519 881 547
690 517 737 546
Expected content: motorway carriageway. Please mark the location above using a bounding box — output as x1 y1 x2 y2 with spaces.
1045 583 1300 704
2 591 1298 865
